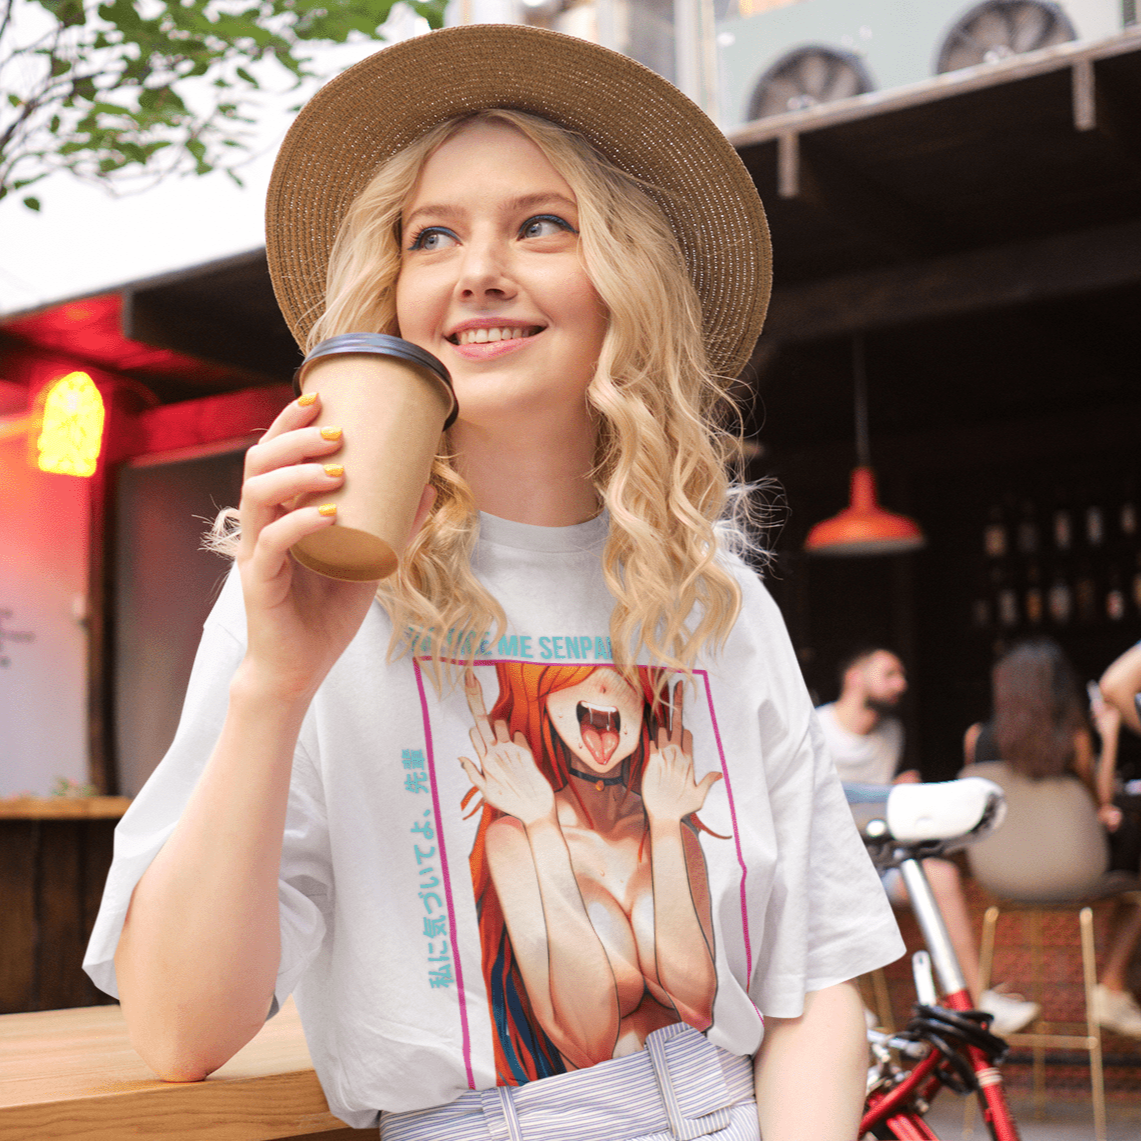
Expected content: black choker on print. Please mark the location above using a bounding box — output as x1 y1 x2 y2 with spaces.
568 765 624 791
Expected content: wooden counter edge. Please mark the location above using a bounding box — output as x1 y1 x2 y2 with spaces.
0 797 132 820
0 1069 356 1141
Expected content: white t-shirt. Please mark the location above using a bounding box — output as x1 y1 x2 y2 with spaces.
85 512 902 1129
815 702 903 787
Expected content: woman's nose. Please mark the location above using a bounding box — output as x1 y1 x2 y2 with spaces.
456 239 516 301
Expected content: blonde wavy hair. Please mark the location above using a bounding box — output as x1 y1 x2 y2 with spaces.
223 109 767 673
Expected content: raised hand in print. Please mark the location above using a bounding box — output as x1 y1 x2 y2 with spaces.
458 669 556 825
640 681 721 825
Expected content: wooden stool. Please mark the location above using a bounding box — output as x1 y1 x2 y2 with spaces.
858 967 895 1032
977 899 1104 1140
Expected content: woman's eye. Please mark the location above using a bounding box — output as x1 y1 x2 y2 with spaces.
520 215 575 239
409 227 457 251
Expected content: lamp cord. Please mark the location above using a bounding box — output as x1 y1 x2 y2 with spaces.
853 332 871 469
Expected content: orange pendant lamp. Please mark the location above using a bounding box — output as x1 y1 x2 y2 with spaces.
805 336 925 556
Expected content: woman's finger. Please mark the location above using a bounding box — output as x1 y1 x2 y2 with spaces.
244 423 345 481
696 771 723 797
238 463 344 559
465 670 495 752
238 402 344 555
669 681 685 744
458 755 485 792
243 462 345 513
256 391 324 447
241 504 341 584
468 725 490 763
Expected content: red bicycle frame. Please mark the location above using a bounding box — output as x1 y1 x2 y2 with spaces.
860 854 1020 1140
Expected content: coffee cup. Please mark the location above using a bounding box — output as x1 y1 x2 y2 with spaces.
290 334 456 581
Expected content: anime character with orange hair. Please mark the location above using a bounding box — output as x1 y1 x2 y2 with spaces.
460 662 723 1084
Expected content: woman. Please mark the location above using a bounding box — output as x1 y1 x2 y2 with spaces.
962 637 1141 1038
84 25 902 1139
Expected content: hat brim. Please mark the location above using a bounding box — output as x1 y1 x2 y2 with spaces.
266 23 771 378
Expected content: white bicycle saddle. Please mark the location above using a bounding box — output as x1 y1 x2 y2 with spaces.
884 778 1006 845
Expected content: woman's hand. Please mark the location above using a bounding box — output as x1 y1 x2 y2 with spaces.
459 670 556 825
235 393 433 699
641 682 721 824
1098 803 1124 833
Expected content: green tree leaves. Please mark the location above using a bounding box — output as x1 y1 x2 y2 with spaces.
1 0 447 209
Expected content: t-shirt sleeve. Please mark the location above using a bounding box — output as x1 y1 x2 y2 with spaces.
741 580 904 1016
83 568 333 1013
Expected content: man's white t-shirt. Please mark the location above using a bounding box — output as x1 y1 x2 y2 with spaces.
85 512 902 1128
815 702 903 786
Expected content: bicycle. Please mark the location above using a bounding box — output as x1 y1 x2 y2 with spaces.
847 778 1022 1140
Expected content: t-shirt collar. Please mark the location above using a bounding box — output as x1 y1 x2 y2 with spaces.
477 509 609 553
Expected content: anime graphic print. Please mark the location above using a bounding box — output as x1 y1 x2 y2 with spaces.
458 661 725 1086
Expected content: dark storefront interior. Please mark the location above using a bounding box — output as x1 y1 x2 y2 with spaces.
730 33 1141 780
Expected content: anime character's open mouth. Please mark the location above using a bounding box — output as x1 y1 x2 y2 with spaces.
577 701 620 767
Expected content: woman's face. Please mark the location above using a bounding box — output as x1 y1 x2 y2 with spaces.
545 668 643 775
395 120 609 431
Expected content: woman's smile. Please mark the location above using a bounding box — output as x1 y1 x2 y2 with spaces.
447 318 545 360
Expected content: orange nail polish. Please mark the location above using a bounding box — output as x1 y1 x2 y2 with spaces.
297 392 318 407
324 464 344 477
317 504 337 517
320 426 342 441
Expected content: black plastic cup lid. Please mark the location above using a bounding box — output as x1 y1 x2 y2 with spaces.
294 333 457 429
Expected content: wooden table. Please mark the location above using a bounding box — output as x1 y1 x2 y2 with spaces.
0 998 374 1140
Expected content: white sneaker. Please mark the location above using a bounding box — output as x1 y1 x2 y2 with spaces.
1093 983 1141 1037
979 988 1041 1036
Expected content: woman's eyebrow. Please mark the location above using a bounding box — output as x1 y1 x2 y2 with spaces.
507 192 578 215
402 202 461 232
404 191 578 232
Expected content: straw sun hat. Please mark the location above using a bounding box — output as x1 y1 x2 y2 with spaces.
266 23 771 378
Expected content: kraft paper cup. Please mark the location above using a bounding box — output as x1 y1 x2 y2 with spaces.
291 335 456 581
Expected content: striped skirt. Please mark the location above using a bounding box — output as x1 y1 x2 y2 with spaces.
379 1022 759 1141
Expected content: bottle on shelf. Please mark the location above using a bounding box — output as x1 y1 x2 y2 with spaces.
983 502 1008 560
1085 501 1105 550
1047 564 1073 627
1023 561 1044 627
996 562 1020 630
1118 481 1137 547
1105 564 1127 624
